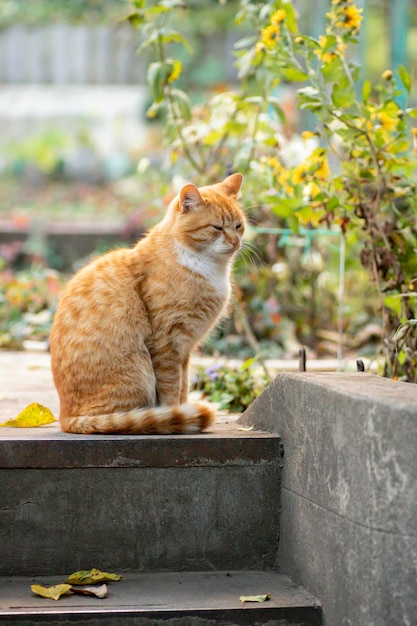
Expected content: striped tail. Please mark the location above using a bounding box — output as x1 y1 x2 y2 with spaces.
60 402 216 435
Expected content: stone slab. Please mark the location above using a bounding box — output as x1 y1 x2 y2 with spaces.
0 570 322 625
0 427 282 577
0 422 281 468
239 372 417 626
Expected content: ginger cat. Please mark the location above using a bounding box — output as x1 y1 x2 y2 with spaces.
50 173 245 434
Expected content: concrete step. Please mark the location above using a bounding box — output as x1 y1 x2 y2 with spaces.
0 570 322 625
0 421 283 577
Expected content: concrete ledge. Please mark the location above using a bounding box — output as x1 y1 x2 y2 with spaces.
0 571 322 625
0 422 281 469
240 373 417 626
0 221 143 269
0 423 282 576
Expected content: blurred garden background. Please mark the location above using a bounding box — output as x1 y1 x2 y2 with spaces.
0 0 416 388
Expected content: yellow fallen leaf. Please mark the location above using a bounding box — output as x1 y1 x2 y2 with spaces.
240 594 270 603
0 403 56 428
66 568 121 585
31 584 72 601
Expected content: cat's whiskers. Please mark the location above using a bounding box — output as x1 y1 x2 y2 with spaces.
238 241 264 270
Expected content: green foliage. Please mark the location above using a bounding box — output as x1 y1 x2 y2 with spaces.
0 0 129 25
192 359 269 413
129 0 417 381
5 129 71 178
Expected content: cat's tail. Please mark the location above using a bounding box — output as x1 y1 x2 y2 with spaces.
60 402 216 435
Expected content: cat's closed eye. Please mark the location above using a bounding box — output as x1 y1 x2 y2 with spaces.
212 225 223 231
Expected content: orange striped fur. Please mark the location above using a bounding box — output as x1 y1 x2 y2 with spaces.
50 174 245 434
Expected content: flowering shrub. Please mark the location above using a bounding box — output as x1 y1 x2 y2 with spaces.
128 0 417 381
192 359 269 413
0 266 64 349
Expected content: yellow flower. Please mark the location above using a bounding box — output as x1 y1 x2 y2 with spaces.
377 111 399 132
314 35 336 63
305 181 322 198
356 117 373 132
268 157 291 187
339 4 363 31
271 9 286 25
315 157 330 180
267 156 281 171
167 62 181 83
301 131 317 141
317 35 327 48
292 162 309 185
261 24 280 48
310 149 330 180
382 69 393 81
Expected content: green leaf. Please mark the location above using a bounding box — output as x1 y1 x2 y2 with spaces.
384 294 402 317
297 86 322 111
362 79 371 103
240 358 256 371
326 196 340 211
159 29 193 54
397 65 411 93
146 101 164 119
406 107 417 118
397 350 407 366
283 3 297 33
332 79 355 108
66 569 121 585
234 36 257 51
270 197 304 218
322 56 344 83
147 61 170 102
124 12 144 28
236 46 258 79
389 138 411 154
281 67 309 82
144 6 171 18
267 97 287 123
244 96 263 106
202 129 225 147
170 89 192 121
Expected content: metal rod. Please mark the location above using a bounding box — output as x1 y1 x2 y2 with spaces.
337 235 346 369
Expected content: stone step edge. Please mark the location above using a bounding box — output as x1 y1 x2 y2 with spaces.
0 423 282 469
0 570 322 625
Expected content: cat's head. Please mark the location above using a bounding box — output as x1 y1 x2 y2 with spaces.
167 173 245 260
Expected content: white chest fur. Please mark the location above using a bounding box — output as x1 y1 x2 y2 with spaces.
174 242 231 299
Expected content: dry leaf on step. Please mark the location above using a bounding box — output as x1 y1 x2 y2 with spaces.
0 403 56 428
66 568 121 585
31 584 72 601
240 594 270 603
70 584 108 598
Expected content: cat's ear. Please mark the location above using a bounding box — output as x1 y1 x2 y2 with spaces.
221 173 243 197
179 184 205 213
